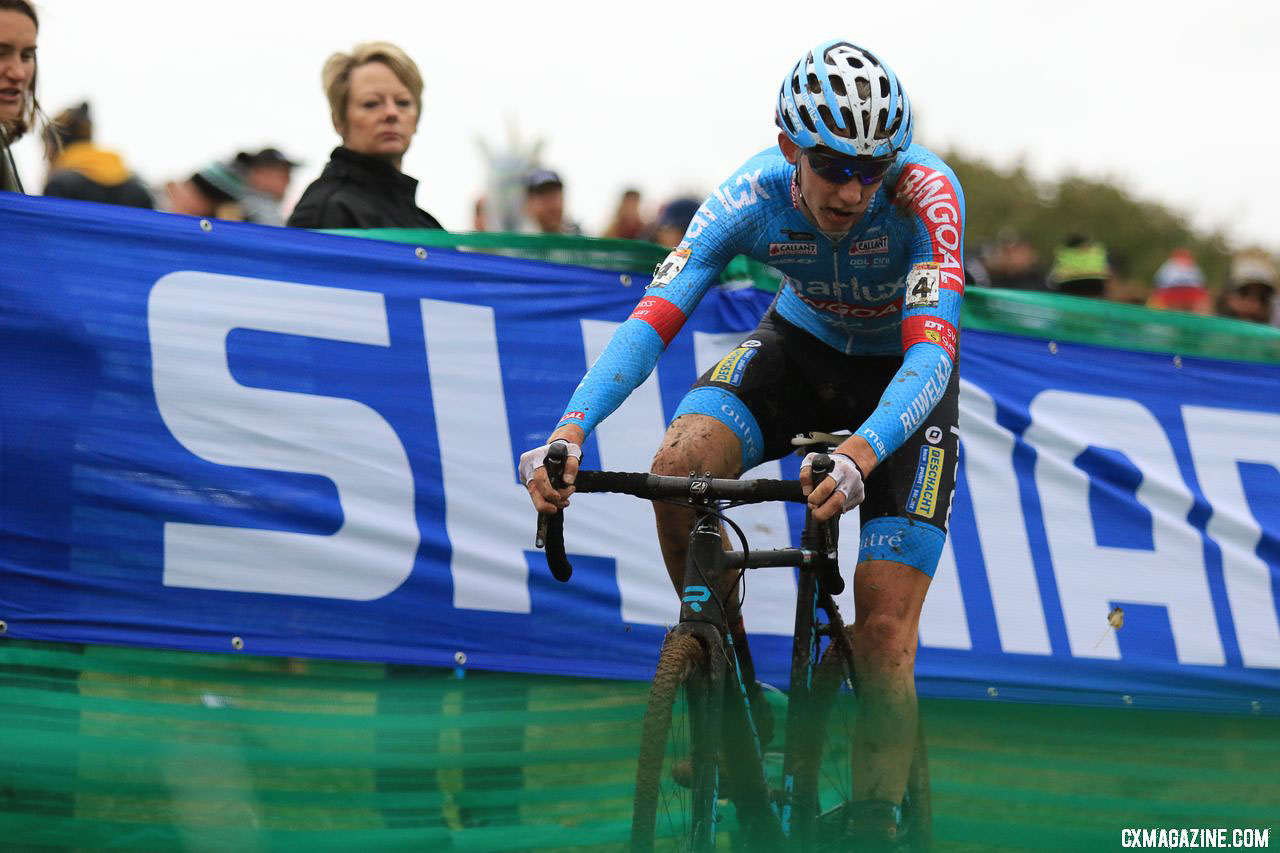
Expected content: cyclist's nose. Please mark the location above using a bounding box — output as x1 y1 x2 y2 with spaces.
836 180 867 207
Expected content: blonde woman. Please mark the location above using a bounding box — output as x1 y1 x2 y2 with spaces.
288 41 443 230
0 0 39 193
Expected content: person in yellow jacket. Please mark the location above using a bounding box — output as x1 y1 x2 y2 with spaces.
42 102 153 208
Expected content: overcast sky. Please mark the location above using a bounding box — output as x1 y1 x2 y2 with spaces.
12 0 1279 251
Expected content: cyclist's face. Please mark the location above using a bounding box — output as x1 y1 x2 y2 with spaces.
778 133 883 234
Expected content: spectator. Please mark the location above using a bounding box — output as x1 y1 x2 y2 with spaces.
648 196 701 247
979 229 1047 291
288 42 443 230
1148 248 1211 314
1047 234 1110 298
164 162 244 220
1217 253 1277 325
0 0 40 193
521 168 580 235
231 147 300 225
42 102 153 208
603 188 647 240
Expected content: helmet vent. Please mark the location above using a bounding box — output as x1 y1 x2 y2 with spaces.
792 74 802 96
875 109 889 138
829 76 847 97
817 104 837 132
845 55 863 69
839 106 856 132
781 110 797 134
885 110 901 136
856 79 871 101
880 77 891 98
806 72 822 94
797 104 817 134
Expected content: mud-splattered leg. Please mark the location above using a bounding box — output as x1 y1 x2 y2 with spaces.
850 559 931 806
649 414 741 593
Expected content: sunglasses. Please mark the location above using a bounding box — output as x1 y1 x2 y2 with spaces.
804 149 896 186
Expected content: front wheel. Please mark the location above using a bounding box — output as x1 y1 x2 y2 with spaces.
631 632 717 852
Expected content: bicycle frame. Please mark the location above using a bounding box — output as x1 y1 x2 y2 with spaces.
538 447 857 850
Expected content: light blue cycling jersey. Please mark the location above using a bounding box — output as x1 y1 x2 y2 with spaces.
558 143 965 465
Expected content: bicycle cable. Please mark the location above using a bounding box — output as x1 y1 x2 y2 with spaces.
650 496 754 626
698 503 753 625
716 504 752 617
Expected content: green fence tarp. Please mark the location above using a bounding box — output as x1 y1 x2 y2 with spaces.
327 229 1280 366
1 640 1276 851
326 229 781 292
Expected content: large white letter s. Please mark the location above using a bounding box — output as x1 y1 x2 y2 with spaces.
149 271 416 600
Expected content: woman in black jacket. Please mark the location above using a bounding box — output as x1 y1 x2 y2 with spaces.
288 41 443 230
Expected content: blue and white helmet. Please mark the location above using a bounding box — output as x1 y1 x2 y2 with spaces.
776 39 913 159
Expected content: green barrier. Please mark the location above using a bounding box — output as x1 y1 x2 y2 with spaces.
326 229 1280 365
963 286 1280 365
324 228 785 293
2 640 1276 851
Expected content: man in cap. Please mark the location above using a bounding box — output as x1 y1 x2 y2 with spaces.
232 147 301 225
1218 253 1278 325
522 168 580 235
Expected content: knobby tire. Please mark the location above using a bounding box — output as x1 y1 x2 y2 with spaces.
631 633 710 853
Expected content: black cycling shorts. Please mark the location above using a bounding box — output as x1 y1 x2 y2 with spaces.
671 309 959 573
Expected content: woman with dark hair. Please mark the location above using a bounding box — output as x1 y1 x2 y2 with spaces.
288 41 443 230
0 0 39 192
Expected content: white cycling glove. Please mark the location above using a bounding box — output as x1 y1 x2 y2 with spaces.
801 452 865 512
518 439 582 486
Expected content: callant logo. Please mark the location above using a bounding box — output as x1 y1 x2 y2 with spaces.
850 235 890 256
769 242 818 257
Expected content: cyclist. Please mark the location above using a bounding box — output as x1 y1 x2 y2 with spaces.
522 38 962 844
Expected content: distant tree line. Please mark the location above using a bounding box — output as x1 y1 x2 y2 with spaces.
942 151 1255 288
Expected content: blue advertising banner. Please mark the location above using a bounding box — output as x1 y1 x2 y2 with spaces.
1 194 1277 709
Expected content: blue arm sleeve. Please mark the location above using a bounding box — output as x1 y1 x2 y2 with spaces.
855 155 966 460
554 153 772 438
555 318 667 435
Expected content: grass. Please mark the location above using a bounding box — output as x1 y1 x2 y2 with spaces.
1 639 1276 851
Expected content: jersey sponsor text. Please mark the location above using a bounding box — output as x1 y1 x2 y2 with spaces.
897 164 964 292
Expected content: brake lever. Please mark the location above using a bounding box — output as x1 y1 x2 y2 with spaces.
536 443 573 582
807 453 845 596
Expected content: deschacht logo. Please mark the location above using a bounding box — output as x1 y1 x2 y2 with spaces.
711 347 757 386
907 446 945 518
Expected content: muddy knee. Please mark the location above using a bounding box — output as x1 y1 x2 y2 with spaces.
651 414 741 478
853 613 916 677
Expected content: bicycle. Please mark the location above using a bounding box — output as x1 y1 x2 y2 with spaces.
535 434 931 851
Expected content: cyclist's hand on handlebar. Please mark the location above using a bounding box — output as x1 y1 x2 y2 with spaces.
520 437 581 514
800 451 865 522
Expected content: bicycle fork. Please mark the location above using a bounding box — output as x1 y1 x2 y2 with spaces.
675 517 784 850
